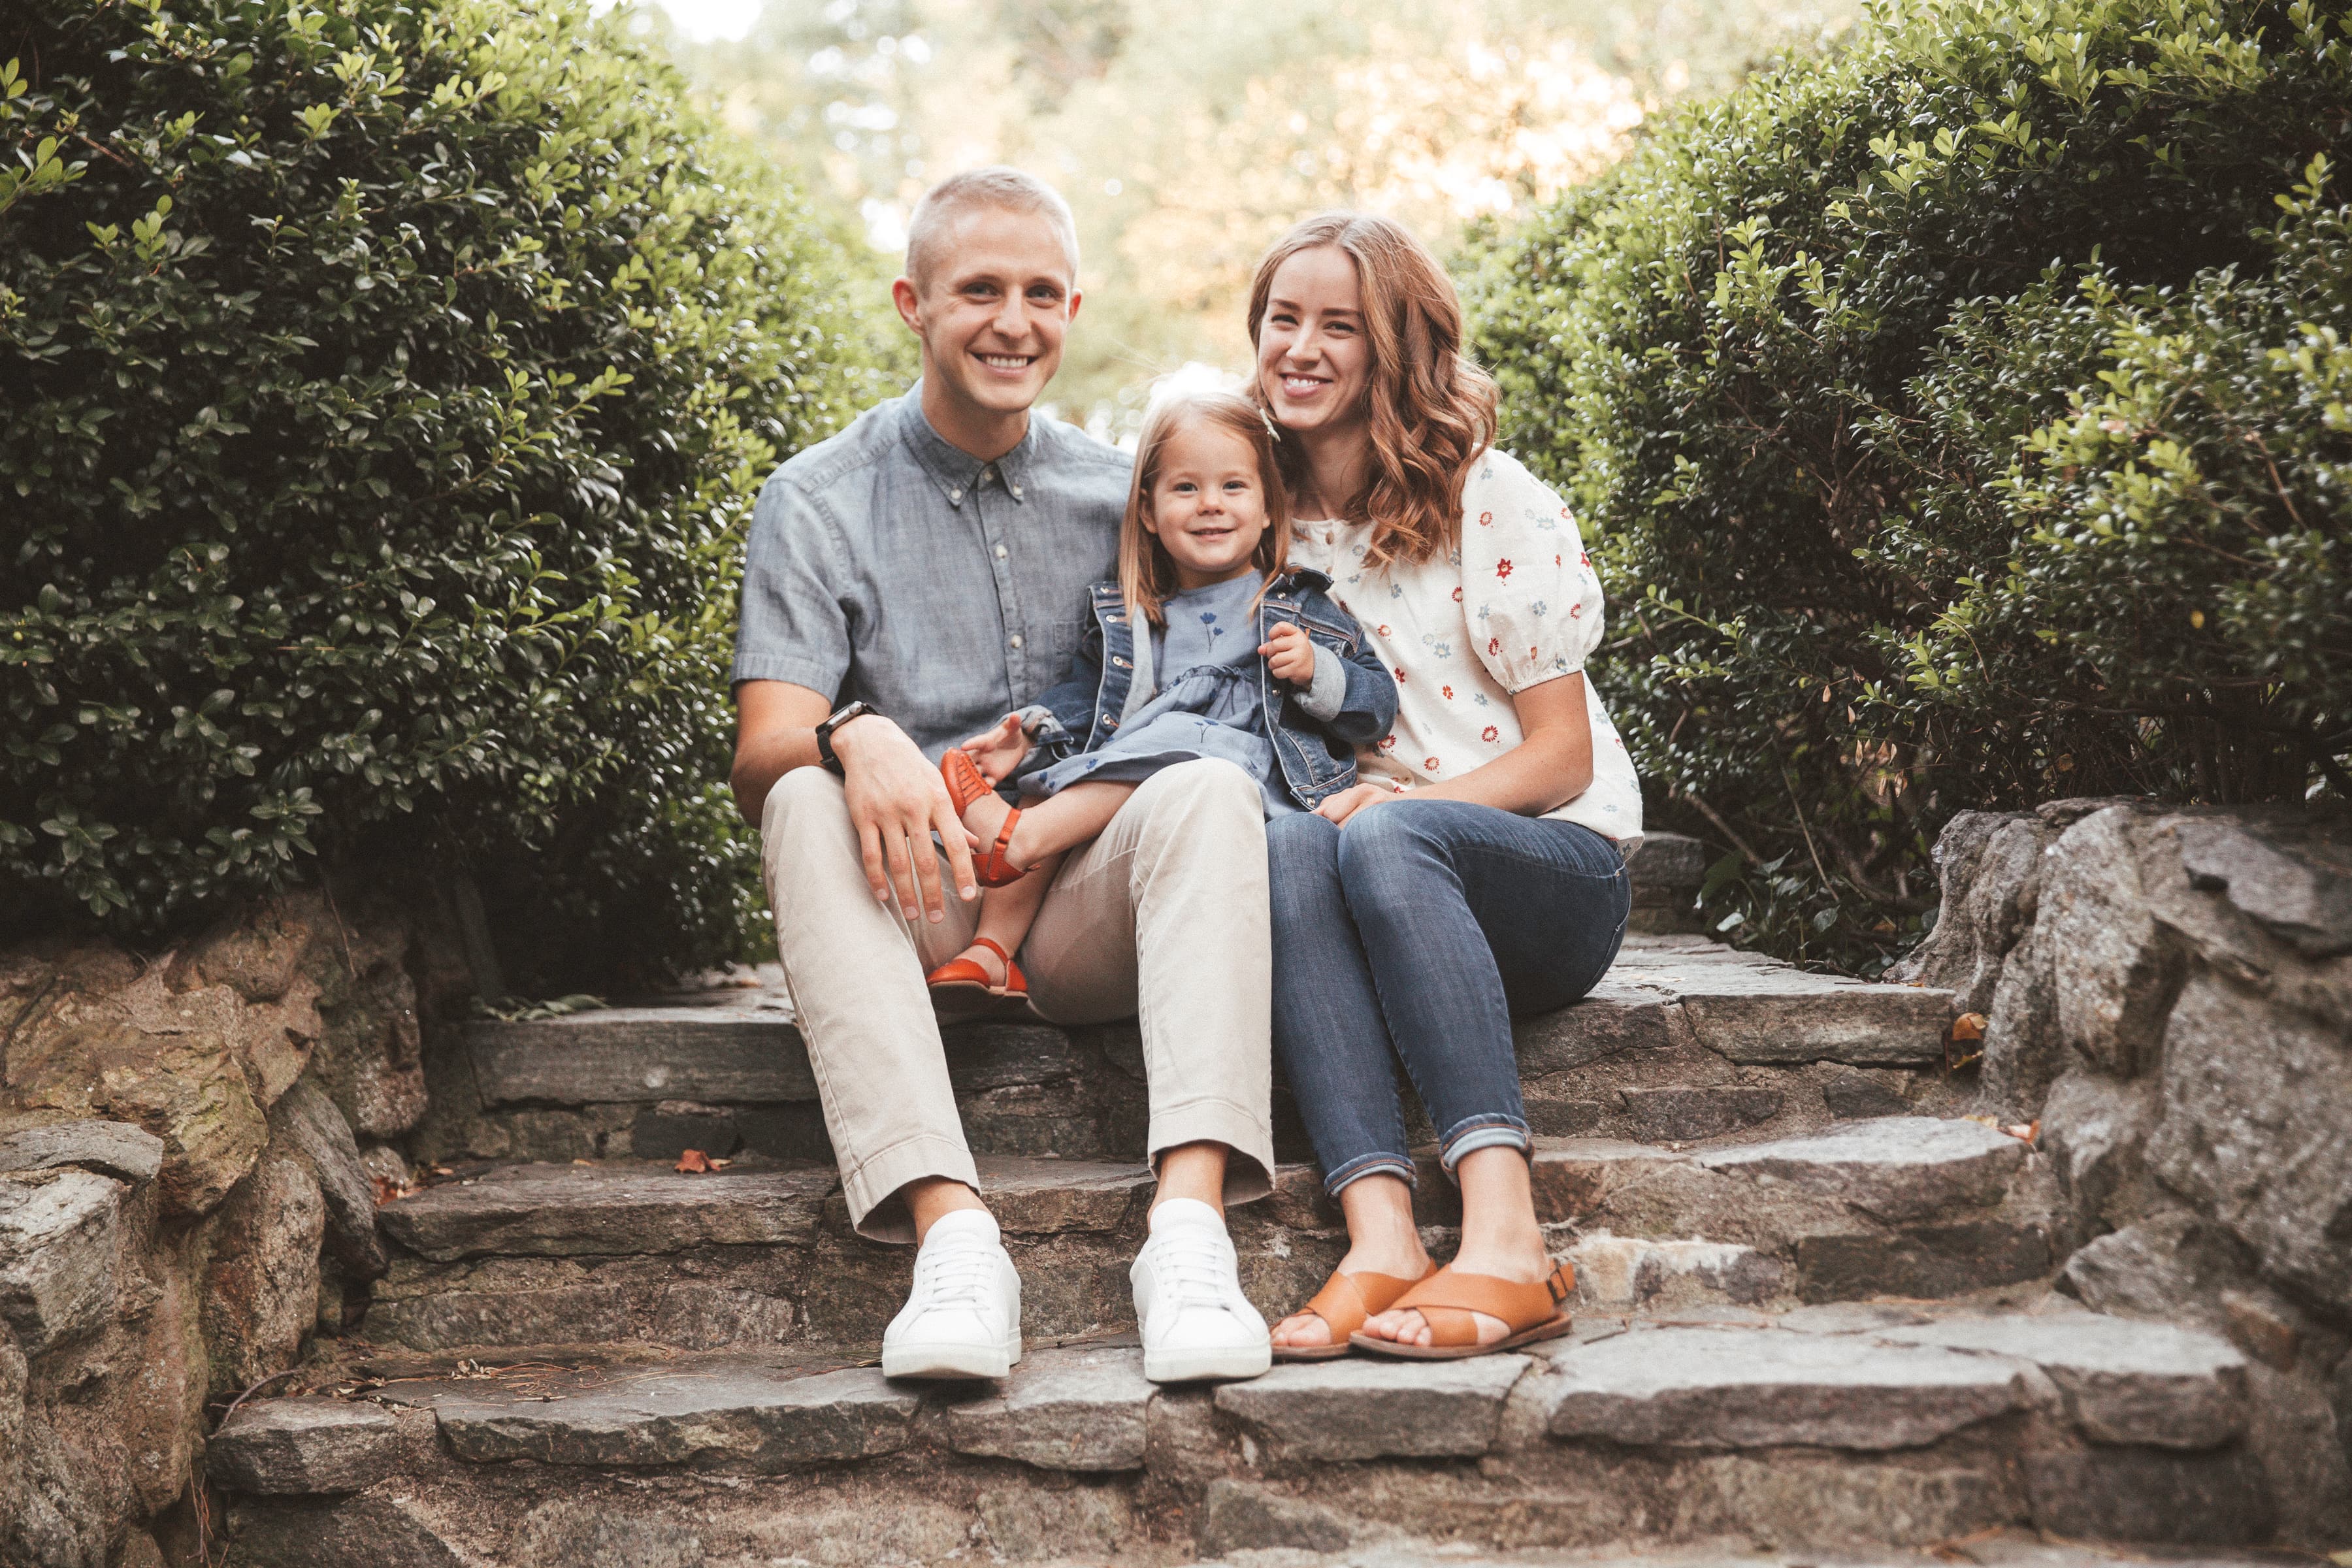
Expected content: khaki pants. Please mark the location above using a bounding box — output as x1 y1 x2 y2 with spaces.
761 757 1275 1242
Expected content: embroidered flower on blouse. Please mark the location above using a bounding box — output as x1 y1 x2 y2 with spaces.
1451 586 1463 603
1441 685 1454 700
1495 559 1514 581
1530 601 1547 617
1379 734 1397 751
1424 756 1441 770
1477 511 1494 527
1377 625 1391 636
1487 637 1501 656
1482 725 1500 742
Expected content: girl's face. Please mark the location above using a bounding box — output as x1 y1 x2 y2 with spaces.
1255 245 1371 442
1143 421 1270 589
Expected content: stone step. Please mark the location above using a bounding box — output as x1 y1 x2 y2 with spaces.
218 1304 2269 1563
361 1117 2057 1356
416 933 1960 1166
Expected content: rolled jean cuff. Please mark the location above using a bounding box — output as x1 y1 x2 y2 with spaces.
1439 1116 1531 1177
1324 1151 1418 1199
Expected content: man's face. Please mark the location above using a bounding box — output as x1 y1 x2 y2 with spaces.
894 205 1081 423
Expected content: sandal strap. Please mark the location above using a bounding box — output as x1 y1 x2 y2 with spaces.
1298 1269 1424 1341
1390 1263 1573 1348
969 936 1011 964
941 750 992 815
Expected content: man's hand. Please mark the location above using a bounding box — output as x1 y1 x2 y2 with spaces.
1260 621 1318 685
835 715 979 922
1316 781 1398 826
956 713 1031 785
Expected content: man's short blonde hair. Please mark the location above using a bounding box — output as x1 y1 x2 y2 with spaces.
904 167 1080 293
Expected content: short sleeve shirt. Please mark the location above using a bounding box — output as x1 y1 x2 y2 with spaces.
1288 449 1645 849
732 385 1132 759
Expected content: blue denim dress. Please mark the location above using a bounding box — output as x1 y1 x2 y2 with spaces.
1028 575 1299 817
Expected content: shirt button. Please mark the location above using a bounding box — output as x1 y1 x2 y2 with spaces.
949 489 962 502
994 545 1007 559
1009 634 1024 649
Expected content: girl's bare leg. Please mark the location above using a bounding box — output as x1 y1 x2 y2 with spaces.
956 780 1137 869
938 851 1062 986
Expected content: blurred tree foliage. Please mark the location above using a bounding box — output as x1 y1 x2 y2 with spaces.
657 0 1858 420
1465 0 2351 972
1 0 894 988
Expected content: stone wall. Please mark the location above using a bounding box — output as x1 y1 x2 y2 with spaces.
1893 799 2352 1541
0 887 459 1565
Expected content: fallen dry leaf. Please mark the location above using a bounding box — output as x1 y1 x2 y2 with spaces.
674 1149 732 1174
1949 1013 1987 1043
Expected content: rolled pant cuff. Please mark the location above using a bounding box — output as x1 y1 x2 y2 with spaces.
1325 1151 1418 1199
840 1133 983 1245
1439 1117 1531 1179
1149 1097 1277 1209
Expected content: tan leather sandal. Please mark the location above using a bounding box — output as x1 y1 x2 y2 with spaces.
1271 1266 1433 1362
1347 1260 1575 1361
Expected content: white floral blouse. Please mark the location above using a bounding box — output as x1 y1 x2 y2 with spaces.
1288 448 1644 851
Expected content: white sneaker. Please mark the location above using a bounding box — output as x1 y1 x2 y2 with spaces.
1130 1198 1271 1384
879 1209 1022 1380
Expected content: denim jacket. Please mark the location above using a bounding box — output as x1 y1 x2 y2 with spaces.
1015 568 1399 809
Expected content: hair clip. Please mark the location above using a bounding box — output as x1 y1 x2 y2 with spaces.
1255 400 1283 442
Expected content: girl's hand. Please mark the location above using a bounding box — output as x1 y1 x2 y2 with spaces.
1316 782 1396 826
956 714 1030 784
1260 621 1319 685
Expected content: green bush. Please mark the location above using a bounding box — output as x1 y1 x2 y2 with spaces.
1466 0 2351 971
2 0 894 987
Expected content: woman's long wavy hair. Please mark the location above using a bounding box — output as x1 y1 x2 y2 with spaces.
1117 391 1293 627
1246 212 1497 570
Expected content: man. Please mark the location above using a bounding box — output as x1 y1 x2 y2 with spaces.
729 168 1275 1384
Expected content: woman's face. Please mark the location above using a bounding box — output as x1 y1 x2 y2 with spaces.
1256 245 1370 442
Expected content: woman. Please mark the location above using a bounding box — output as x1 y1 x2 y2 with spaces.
1254 213 1644 1360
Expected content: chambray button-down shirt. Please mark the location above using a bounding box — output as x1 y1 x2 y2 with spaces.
732 385 1132 759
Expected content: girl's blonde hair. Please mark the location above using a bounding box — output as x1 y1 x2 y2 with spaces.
1246 212 1497 571
1117 391 1293 626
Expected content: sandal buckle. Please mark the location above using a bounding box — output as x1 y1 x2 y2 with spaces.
1546 1264 1573 1305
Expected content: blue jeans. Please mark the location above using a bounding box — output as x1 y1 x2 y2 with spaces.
1267 800 1631 1195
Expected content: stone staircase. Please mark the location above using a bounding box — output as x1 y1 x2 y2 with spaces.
208 843 2279 1564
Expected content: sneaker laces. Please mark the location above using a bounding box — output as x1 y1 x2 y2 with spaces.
1152 1226 1237 1311
915 1238 1002 1315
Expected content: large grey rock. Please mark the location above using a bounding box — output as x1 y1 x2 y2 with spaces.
2043 808 2178 1078
1194 1479 1352 1555
2172 816 2352 960
2027 1446 2276 1544
1892 811 2057 1016
1214 1354 1529 1460
1821 1069 1910 1120
466 1010 815 1106
2038 1069 2157 1228
2057 1211 2254 1322
1564 1233 1783 1309
229 1494 471 1568
1981 919 2062 1117
935 1343 1152 1471
378 1162 831 1261
1793 1222 2052 1303
2144 970 2352 1316
209 1397 404 1494
1696 1117 2024 1222
1618 1086 1782 1141
423 1361 919 1467
1544 1327 2026 1448
0 1119 165 1184
1879 1313 2247 1448
270 1077 387 1280
200 1145 326 1393
0 1170 121 1354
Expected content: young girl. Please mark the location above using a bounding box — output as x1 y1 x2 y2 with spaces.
924 391 1398 1013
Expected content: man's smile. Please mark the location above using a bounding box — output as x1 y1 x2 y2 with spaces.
975 351 1038 372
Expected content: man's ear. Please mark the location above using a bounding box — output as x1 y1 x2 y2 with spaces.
891 276 924 334
1065 286 1083 325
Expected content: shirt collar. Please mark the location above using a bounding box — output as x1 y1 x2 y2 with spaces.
896 382 1037 509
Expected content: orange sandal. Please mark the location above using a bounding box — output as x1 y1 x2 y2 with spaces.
1347 1260 1575 1361
940 749 1028 888
925 936 1030 1019
1273 1266 1433 1362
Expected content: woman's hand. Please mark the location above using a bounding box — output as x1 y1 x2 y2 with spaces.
1316 781 1397 826
1260 621 1318 685
956 714 1032 784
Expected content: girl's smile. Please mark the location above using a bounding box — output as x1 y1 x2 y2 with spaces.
1143 422 1273 589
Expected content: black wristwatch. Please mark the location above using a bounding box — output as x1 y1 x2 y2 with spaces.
814 701 878 776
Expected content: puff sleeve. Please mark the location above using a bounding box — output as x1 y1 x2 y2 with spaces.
1458 451 1606 694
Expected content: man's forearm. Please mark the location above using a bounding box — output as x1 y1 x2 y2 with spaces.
730 727 823 825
